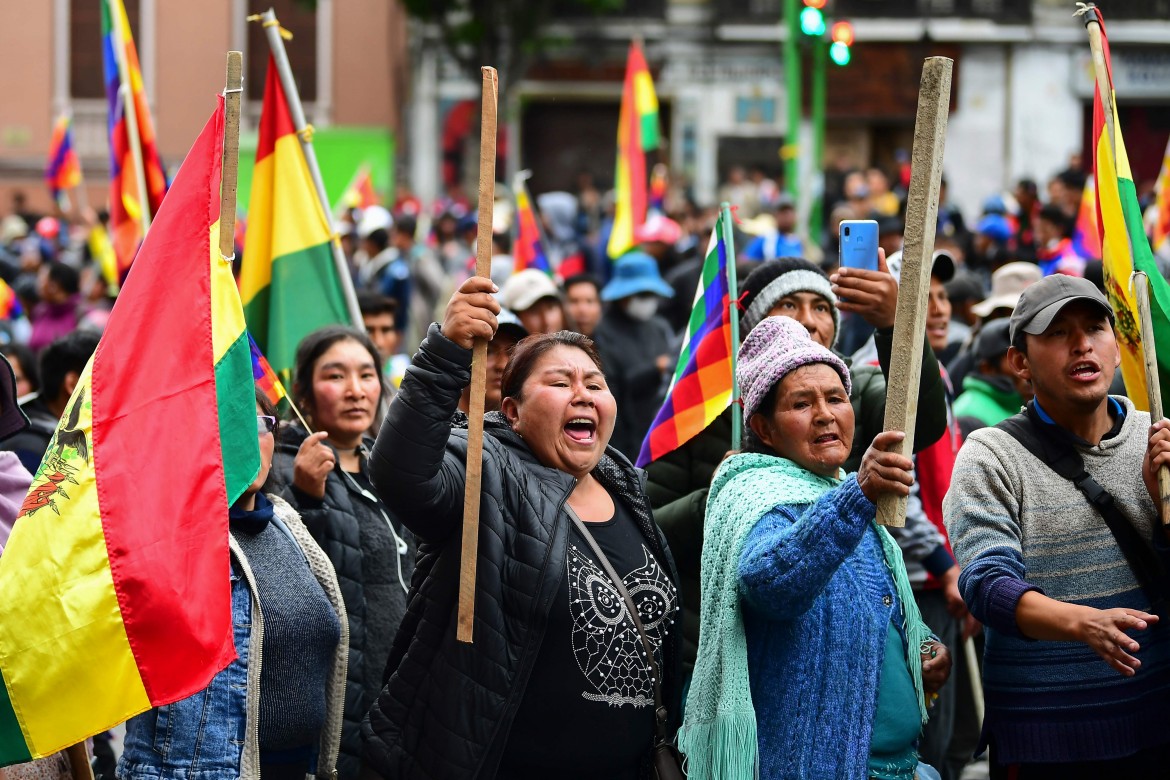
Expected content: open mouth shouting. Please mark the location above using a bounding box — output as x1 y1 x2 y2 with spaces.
564 417 597 445
1068 360 1101 383
812 432 841 447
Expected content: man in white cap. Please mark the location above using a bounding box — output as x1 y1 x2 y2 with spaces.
945 275 1170 777
497 268 566 335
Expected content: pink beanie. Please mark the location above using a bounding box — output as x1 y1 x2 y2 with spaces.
739 315 852 419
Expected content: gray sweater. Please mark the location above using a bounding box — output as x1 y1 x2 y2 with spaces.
942 397 1170 763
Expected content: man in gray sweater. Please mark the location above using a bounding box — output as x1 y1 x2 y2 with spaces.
943 275 1170 777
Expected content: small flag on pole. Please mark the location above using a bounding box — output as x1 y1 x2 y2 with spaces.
248 332 288 409
636 212 736 467
513 174 551 274
45 115 81 209
1072 175 1101 260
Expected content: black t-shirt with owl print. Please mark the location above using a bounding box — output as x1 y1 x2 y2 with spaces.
497 498 679 778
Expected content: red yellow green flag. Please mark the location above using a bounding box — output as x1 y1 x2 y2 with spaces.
0 97 258 763
607 41 660 259
1091 8 1170 411
1151 134 1170 254
240 55 352 380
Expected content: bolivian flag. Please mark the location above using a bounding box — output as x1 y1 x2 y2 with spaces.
1091 7 1170 410
0 97 259 763
241 55 351 380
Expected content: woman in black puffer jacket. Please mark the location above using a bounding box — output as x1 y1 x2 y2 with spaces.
272 326 416 780
363 277 682 779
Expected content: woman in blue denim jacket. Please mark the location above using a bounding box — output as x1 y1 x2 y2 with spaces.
118 392 349 780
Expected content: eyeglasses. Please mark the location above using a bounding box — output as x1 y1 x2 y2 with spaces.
257 415 277 435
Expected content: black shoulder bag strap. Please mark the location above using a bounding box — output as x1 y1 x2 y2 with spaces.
566 507 685 780
995 410 1169 612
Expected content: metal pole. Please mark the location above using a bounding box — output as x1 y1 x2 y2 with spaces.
811 36 826 244
783 0 801 202
260 8 364 329
721 202 742 452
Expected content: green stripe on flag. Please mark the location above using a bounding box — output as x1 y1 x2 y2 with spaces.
1122 176 1170 409
0 670 32 765
242 240 350 380
216 331 260 505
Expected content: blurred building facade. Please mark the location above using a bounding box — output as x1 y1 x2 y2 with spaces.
0 0 409 214
410 0 1170 223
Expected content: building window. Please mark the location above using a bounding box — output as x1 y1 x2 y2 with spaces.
70 0 142 99
247 0 317 102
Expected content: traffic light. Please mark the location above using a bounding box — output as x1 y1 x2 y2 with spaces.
800 0 826 36
829 20 853 65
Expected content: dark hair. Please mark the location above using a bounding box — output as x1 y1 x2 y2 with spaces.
357 290 398 320
742 384 781 454
1038 205 1073 238
364 228 390 252
2 343 39 394
393 214 417 239
39 330 100 402
46 262 80 296
491 231 513 254
255 387 280 445
292 326 385 420
563 273 601 297
500 330 604 402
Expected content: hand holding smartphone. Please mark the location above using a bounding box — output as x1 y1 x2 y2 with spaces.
839 220 880 272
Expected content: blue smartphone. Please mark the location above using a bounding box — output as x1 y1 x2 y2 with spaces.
839 220 879 272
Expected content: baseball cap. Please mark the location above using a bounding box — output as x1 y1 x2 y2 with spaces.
498 269 561 312
973 319 1012 364
1008 274 1113 345
885 249 955 285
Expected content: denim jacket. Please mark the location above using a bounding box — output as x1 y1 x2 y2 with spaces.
118 496 349 780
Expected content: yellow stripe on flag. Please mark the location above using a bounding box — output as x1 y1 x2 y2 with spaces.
1097 98 1149 407
240 133 333 305
210 221 247 364
0 362 150 756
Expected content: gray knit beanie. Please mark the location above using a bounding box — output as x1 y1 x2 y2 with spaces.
739 261 839 343
739 315 852 419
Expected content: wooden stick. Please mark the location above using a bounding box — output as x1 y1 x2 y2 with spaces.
876 57 953 527
65 742 94 780
457 66 498 644
963 636 984 727
220 52 243 260
1134 271 1170 524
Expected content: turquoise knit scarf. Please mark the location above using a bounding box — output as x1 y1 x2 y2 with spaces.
678 452 930 780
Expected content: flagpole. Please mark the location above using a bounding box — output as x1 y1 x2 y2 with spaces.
721 202 741 452
257 8 364 330
220 52 243 262
107 0 152 234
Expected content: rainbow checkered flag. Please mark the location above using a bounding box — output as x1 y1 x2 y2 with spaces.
636 210 737 467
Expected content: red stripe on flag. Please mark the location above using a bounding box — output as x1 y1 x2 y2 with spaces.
92 102 235 702
255 55 298 162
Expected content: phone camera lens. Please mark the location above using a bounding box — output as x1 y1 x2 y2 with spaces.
844 226 851 236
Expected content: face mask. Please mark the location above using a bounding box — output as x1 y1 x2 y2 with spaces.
625 295 659 322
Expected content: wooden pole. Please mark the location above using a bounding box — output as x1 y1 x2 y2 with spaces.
220 52 243 261
108 0 152 234
65 742 94 780
876 57 953 527
257 9 364 331
457 67 498 644
963 636 984 727
1134 271 1170 524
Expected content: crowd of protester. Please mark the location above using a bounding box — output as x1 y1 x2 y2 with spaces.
1 146 1169 780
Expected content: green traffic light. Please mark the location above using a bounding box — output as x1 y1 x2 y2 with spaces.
799 6 826 36
830 40 851 65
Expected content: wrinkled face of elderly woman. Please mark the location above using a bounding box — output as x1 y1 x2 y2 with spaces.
748 363 855 478
501 344 617 479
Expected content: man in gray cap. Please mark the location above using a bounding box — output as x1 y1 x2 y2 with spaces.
944 274 1170 776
